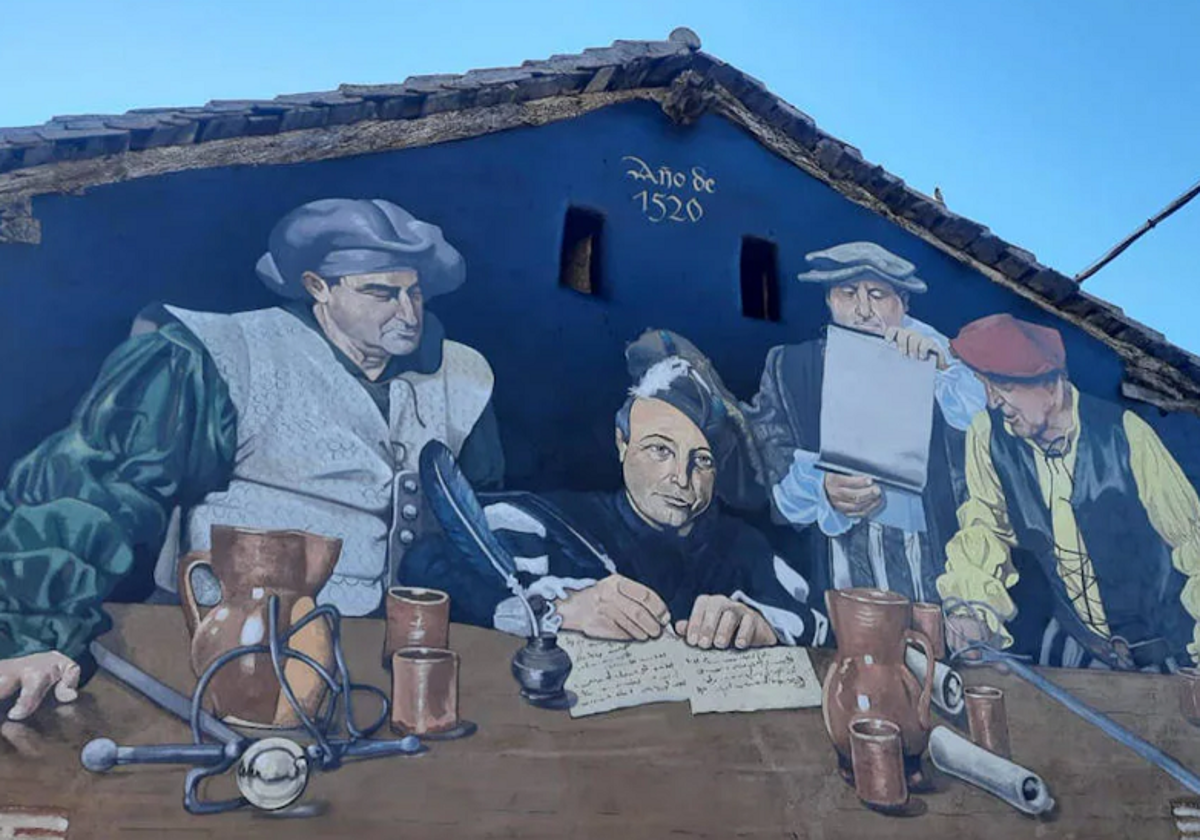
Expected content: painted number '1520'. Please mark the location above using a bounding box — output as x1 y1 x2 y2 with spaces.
632 190 704 223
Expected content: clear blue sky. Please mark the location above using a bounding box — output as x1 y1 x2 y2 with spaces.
4 1 1197 351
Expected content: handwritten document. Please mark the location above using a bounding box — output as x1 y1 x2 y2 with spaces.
556 631 821 718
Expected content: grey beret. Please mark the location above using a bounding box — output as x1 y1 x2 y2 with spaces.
796 241 927 293
256 198 466 300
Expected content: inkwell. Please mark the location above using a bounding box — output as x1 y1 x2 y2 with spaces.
419 441 573 708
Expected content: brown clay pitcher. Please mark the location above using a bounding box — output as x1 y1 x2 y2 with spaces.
822 588 936 785
179 525 342 728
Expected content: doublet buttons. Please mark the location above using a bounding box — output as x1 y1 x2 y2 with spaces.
398 529 416 545
401 504 419 521
402 478 418 493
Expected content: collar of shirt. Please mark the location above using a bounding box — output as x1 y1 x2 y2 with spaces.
613 489 721 550
1011 383 1080 468
282 301 446 381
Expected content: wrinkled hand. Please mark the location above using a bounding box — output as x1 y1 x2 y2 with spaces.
674 595 778 650
557 574 670 641
0 652 81 721
884 326 948 370
824 472 884 519
945 613 991 662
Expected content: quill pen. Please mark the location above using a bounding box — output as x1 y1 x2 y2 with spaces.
418 441 540 636
481 491 617 576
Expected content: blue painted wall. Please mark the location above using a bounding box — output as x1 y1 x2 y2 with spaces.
2 98 1197 494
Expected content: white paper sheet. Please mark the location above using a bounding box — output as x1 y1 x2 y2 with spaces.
817 325 937 492
556 631 822 718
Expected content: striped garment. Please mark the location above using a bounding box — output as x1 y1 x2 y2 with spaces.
401 489 829 647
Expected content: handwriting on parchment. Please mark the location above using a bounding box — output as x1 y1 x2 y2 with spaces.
622 155 716 224
558 633 689 718
557 631 821 718
684 645 820 715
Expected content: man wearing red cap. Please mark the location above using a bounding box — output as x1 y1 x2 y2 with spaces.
938 313 1200 671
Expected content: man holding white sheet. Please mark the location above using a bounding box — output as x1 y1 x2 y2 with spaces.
745 241 986 603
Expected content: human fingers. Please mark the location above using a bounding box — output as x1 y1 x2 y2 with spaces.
689 596 723 649
713 609 740 650
0 672 18 704
945 616 984 660
685 596 712 646
8 670 54 721
602 606 650 641
614 597 664 639
841 482 882 505
751 614 779 646
826 476 876 510
616 578 670 626
734 613 761 649
674 619 689 637
830 473 876 490
54 659 81 705
835 484 883 517
858 490 886 518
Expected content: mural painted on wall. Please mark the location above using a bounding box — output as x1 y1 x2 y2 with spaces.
3 116 1200 833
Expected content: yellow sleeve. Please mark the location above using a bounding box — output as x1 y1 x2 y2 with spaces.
936 412 1020 646
1123 411 1200 660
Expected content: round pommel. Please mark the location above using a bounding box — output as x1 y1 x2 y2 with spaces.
236 737 309 811
668 27 702 51
81 738 118 772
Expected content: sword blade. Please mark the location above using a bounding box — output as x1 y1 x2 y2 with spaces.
985 649 1200 796
90 641 243 746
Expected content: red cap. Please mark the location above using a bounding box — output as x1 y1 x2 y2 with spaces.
950 313 1066 378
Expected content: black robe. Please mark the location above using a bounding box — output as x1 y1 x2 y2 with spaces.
400 490 828 646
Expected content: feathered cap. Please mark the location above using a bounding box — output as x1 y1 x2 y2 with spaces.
255 198 466 300
624 329 766 506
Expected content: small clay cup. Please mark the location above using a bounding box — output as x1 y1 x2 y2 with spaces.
391 647 461 736
384 587 450 667
965 685 1011 759
911 602 947 662
1178 667 1200 726
849 717 909 812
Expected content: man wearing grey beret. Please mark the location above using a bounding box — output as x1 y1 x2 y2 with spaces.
0 199 504 721
745 241 986 605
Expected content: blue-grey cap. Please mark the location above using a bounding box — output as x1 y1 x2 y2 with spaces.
796 241 927 293
256 198 466 300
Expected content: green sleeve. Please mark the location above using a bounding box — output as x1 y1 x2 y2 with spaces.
0 322 237 660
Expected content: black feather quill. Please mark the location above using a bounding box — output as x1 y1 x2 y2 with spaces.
480 491 617 576
418 441 539 635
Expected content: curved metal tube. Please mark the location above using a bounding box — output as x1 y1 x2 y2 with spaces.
90 596 420 815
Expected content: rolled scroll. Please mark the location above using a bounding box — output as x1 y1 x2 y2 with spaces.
905 646 965 716
928 726 1054 816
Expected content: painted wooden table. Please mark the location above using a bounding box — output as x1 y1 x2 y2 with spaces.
1 604 1197 839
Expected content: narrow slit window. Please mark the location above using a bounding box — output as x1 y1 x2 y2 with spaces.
559 207 604 295
739 236 780 321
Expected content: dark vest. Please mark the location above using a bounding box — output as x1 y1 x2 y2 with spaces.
987 392 1192 664
771 338 964 601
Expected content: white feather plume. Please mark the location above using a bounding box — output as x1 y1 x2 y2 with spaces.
629 356 693 400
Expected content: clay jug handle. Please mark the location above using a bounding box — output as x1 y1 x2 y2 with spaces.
903 628 936 731
179 551 216 637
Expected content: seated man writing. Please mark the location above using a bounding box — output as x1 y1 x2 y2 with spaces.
404 330 828 650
